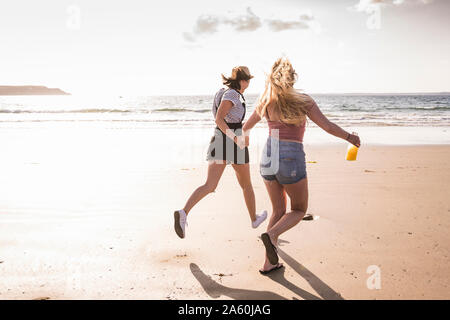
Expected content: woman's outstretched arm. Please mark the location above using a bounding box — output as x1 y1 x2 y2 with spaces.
307 101 361 147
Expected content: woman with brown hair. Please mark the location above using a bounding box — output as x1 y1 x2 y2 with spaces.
243 58 361 274
173 66 267 239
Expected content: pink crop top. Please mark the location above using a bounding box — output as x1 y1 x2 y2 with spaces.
265 94 316 142
267 120 306 142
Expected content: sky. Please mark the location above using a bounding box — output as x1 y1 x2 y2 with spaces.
0 0 449 95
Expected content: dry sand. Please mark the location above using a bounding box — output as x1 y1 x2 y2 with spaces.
0 144 449 300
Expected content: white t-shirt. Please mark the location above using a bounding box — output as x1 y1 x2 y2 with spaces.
213 88 245 123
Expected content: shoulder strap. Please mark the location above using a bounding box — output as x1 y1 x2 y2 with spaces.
213 88 246 122
231 89 246 122
233 89 245 101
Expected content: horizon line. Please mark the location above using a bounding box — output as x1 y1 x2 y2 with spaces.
115 91 450 97
2 84 449 97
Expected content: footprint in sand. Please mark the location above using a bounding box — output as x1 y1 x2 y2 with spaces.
213 273 233 277
213 272 233 283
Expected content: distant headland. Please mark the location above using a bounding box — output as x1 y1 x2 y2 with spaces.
0 86 70 96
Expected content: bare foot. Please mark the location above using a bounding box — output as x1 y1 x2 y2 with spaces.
260 258 283 274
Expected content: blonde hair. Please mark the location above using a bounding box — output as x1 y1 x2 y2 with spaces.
256 58 310 126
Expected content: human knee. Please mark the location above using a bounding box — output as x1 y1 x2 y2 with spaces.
240 183 253 193
292 204 307 214
273 207 286 218
203 182 218 194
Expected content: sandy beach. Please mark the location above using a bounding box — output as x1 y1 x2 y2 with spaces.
1 0 449 303
1 126 449 300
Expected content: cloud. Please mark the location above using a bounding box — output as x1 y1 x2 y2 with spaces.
352 0 434 12
351 0 435 29
264 13 315 32
183 8 315 42
182 32 196 43
299 13 315 21
223 8 262 32
352 0 385 13
194 14 221 34
265 19 310 32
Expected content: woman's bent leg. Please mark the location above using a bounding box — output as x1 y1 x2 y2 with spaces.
260 179 287 272
267 177 308 241
183 161 227 215
263 179 287 235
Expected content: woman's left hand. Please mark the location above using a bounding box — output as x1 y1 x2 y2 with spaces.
348 134 361 148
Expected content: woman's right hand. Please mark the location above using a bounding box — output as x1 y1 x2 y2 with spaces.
348 134 361 148
236 135 248 149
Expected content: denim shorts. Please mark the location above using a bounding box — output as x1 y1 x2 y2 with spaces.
260 136 307 184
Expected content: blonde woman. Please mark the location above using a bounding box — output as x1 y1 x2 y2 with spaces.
243 58 361 274
173 66 267 239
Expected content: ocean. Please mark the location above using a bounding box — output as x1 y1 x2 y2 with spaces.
1 93 449 128
0 94 449 160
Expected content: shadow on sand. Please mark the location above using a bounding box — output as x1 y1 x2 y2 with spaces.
274 248 344 300
190 248 344 300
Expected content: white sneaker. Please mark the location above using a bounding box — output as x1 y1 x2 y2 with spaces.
174 210 187 238
252 210 268 229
